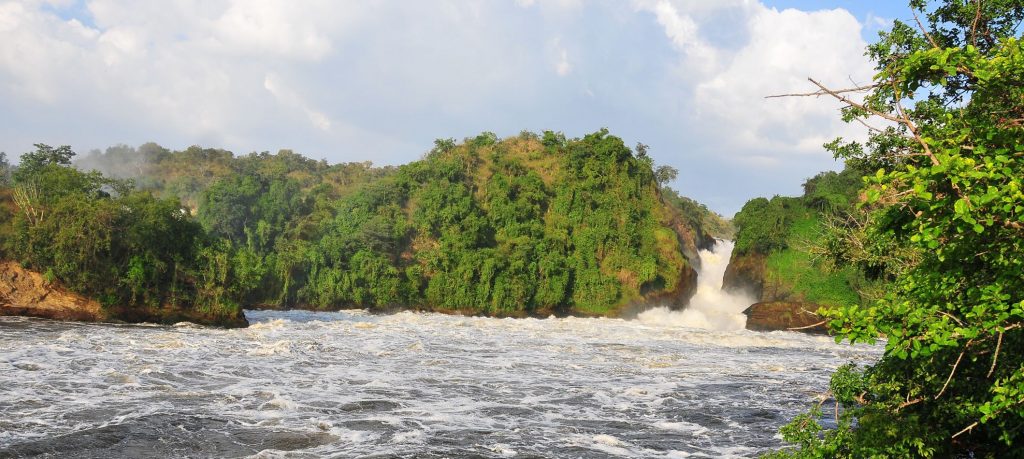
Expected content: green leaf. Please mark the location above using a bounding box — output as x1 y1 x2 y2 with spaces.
954 199 967 215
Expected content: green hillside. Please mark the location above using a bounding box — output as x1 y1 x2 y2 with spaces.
1 130 726 320
725 165 886 308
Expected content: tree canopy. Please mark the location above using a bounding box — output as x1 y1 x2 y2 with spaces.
769 1 1024 457
1 131 726 321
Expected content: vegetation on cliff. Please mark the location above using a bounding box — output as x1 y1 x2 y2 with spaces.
727 165 874 308
769 1 1024 457
1 130 725 321
0 145 245 326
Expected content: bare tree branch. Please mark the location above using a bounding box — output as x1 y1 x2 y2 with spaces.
987 331 1003 378
970 0 983 46
787 320 827 331
935 340 972 400
765 83 879 99
770 77 961 207
914 10 941 49
807 78 906 124
898 396 925 411
888 79 941 167
853 116 885 133
953 421 979 439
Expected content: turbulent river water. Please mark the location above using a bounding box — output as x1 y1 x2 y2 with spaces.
0 242 880 458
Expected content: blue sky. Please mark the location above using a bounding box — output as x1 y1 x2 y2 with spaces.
0 0 910 214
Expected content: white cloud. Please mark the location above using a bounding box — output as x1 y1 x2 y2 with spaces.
548 37 572 77
645 0 718 72
211 0 335 60
264 73 331 131
697 7 872 154
0 0 388 155
0 0 876 212
636 1 872 160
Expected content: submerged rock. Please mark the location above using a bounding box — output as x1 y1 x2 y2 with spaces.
743 302 827 334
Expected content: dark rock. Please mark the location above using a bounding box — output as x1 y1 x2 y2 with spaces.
743 302 827 334
722 251 766 299
636 262 698 312
620 206 705 317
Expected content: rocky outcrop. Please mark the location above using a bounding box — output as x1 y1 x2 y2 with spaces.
743 302 827 334
723 251 833 334
0 261 248 327
722 251 766 299
0 261 104 321
105 304 249 328
633 262 698 313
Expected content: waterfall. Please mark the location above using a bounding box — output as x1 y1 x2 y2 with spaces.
636 240 755 331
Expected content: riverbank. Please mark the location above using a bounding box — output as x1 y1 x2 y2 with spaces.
0 260 248 328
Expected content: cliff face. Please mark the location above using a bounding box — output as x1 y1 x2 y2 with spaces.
0 261 104 321
722 250 814 304
0 261 248 327
658 211 714 308
723 251 832 333
722 251 766 300
725 169 870 334
632 258 698 313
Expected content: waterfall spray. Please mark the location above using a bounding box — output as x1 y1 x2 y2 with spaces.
637 240 756 331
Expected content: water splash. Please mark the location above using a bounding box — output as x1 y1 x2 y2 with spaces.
0 306 880 457
637 240 756 331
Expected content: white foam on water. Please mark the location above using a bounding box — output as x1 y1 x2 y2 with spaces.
483 442 518 457
248 340 292 356
0 284 881 457
656 421 710 436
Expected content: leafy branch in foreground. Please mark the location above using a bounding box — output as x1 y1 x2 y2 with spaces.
768 1 1024 457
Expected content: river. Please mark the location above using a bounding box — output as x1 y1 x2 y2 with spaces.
0 242 880 458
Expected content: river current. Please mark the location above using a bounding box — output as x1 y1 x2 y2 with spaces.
0 242 880 458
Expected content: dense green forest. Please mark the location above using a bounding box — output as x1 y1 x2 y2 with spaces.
0 130 728 322
0 145 243 325
768 1 1024 457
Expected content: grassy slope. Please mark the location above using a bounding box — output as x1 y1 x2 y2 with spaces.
762 211 862 307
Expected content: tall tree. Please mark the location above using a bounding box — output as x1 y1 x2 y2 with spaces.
0 152 9 186
769 1 1024 457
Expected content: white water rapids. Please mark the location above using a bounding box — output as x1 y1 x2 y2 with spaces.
0 241 880 458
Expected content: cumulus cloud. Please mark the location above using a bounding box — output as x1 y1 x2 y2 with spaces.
0 0 878 212
211 0 336 60
643 0 720 72
0 0 389 157
263 73 331 131
635 0 872 164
